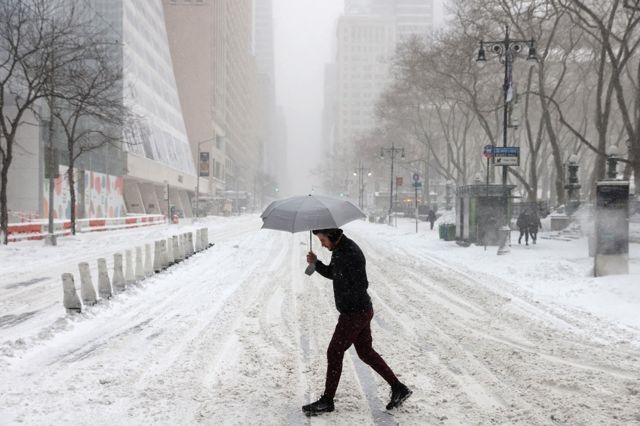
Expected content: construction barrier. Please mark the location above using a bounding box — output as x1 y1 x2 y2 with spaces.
6 214 166 242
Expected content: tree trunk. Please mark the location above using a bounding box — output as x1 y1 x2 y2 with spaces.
68 162 76 235
1 161 9 244
529 150 538 203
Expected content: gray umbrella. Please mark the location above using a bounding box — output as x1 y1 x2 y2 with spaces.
261 194 365 233
261 194 365 275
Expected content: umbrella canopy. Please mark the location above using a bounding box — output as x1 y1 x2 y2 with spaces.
261 194 365 233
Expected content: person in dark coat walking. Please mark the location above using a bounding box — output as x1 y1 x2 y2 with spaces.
517 211 530 245
528 210 542 244
427 209 437 230
302 228 411 416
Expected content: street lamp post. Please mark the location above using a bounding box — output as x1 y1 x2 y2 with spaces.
380 143 405 225
564 154 581 216
477 26 537 238
353 162 372 210
606 145 621 179
477 25 538 187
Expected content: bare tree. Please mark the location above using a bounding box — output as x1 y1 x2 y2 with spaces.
49 35 129 235
555 0 640 193
0 0 82 244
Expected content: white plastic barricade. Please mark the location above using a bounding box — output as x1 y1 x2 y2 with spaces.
135 246 145 281
97 258 112 299
112 253 126 292
78 262 97 306
62 273 82 313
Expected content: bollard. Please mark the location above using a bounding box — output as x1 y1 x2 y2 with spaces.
160 239 168 269
496 226 511 256
112 253 126 292
180 234 186 258
187 232 194 257
172 236 181 262
78 262 97 306
166 238 175 265
181 234 188 257
202 228 209 249
97 258 112 299
195 229 202 252
153 240 163 273
144 243 153 277
125 249 135 284
62 273 82 313
199 229 205 251
135 247 145 281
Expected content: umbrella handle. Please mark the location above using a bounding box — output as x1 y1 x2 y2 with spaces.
309 230 312 251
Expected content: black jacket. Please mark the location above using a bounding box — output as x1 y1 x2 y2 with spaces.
315 235 372 314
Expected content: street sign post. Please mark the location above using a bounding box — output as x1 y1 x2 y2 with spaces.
483 145 494 159
413 178 422 234
493 147 520 166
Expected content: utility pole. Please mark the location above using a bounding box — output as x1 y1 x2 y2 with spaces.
353 162 371 210
45 35 57 246
381 143 404 226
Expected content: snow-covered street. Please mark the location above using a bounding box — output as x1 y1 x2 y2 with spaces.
1 215 639 425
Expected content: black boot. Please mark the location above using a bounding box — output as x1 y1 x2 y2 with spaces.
386 382 412 410
302 395 334 416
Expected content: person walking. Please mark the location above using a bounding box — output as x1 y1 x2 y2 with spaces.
427 209 437 230
517 210 530 245
528 210 542 244
303 228 412 416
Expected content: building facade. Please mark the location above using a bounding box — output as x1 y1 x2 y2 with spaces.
325 0 434 199
253 0 282 207
163 0 227 214
6 0 198 222
164 0 261 214
334 14 396 158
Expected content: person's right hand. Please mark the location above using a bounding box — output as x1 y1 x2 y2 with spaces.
306 251 317 264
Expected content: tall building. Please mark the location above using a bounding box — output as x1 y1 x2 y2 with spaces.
164 0 260 213
253 0 283 204
163 0 227 211
217 0 260 205
322 62 338 159
334 14 396 158
89 0 197 218
325 0 434 199
344 0 433 40
331 0 434 157
395 0 433 40
254 0 275 83
6 0 198 221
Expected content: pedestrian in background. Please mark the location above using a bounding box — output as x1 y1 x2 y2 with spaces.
528 210 542 244
517 210 530 245
427 209 436 230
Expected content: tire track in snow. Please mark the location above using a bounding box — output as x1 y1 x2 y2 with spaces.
352 227 640 425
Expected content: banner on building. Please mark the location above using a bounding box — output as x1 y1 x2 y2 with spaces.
199 152 210 177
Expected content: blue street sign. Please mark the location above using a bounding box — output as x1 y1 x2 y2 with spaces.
493 146 520 166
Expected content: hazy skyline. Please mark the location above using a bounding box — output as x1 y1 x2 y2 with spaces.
273 0 447 196
273 0 343 196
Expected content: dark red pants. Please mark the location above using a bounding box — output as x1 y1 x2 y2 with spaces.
324 308 398 399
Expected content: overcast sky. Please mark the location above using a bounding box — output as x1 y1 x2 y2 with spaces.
272 0 343 196
272 0 447 196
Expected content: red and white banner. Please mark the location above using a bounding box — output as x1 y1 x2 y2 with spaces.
6 214 166 242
